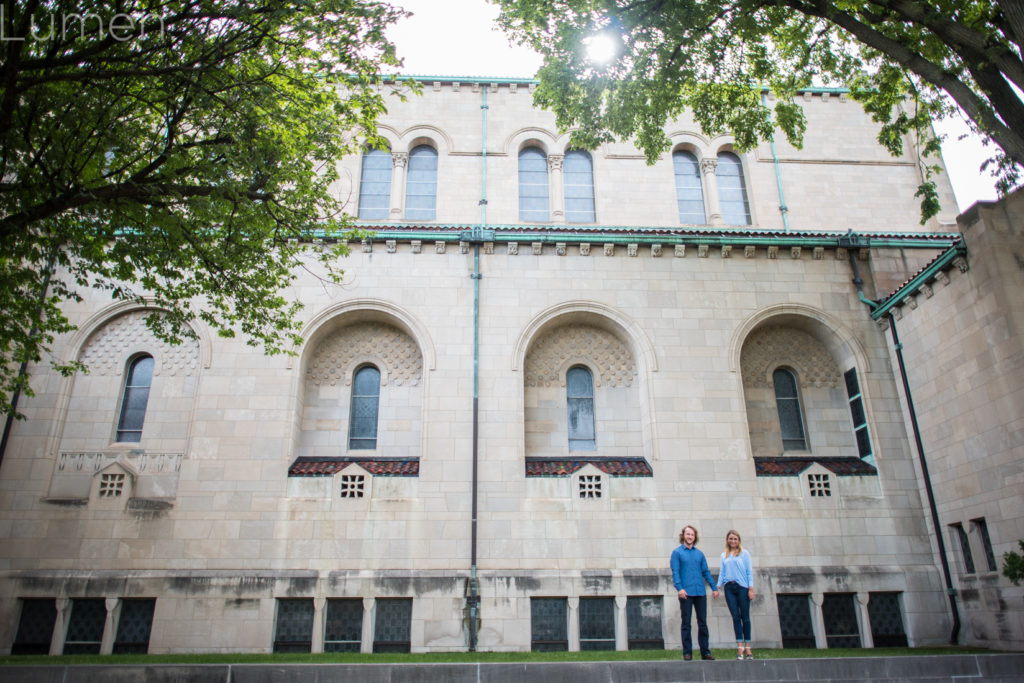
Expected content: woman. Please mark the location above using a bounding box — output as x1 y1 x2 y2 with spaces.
716 529 755 659
670 524 719 660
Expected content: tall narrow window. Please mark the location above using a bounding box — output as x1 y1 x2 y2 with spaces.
844 368 873 459
579 597 615 650
116 355 154 443
373 598 412 653
717 151 751 225
531 597 568 651
567 366 596 451
564 150 595 223
12 598 56 655
357 148 392 220
773 367 806 451
822 593 862 648
349 365 381 450
519 147 550 222
868 592 908 647
324 598 363 652
405 145 437 221
971 518 997 572
626 596 664 650
63 598 106 654
673 150 706 224
777 594 815 648
113 599 156 654
273 598 314 653
951 522 975 574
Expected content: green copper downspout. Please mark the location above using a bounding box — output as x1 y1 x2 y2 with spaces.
467 84 487 652
844 236 961 645
763 92 790 232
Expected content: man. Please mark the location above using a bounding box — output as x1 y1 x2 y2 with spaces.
670 524 719 660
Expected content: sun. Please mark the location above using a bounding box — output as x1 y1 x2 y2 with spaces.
584 32 619 65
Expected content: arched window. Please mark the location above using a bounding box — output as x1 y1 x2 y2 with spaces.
566 365 596 451
405 145 437 221
357 148 392 220
349 365 381 450
115 355 154 443
717 152 751 225
519 147 549 222
673 150 706 224
563 150 595 223
773 368 807 451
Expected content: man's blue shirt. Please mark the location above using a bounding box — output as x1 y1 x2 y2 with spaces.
670 544 716 595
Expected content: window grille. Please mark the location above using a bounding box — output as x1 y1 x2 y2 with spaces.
530 597 568 651
63 598 106 654
867 592 907 647
626 596 664 650
808 473 831 497
273 599 314 653
373 598 412 653
116 355 154 442
567 365 596 451
579 597 615 650
324 598 363 652
113 599 155 654
579 474 602 499
12 599 56 655
564 150 595 223
844 369 873 459
822 593 862 648
405 145 437 221
951 523 975 574
340 474 365 499
673 151 706 224
972 518 998 572
776 594 815 648
519 147 550 222
357 148 393 220
99 473 126 498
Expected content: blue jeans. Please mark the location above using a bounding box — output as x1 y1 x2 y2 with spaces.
678 595 709 656
723 582 751 642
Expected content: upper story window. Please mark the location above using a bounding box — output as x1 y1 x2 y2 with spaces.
349 365 381 450
519 147 550 222
673 150 706 224
405 145 437 221
116 354 154 443
357 148 392 220
563 150 596 223
843 368 873 459
567 365 596 451
773 367 807 451
717 151 751 225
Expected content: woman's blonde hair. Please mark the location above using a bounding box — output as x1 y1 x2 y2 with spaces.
678 525 699 545
724 529 743 556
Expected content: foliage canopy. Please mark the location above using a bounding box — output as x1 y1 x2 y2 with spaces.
0 0 409 416
496 0 1024 221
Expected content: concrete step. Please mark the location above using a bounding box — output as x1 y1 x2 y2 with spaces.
1 653 1021 683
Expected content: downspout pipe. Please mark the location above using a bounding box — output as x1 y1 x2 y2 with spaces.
467 84 488 653
762 91 790 232
845 239 960 645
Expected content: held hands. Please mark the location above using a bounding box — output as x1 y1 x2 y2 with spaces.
748 588 755 599
712 590 720 599
677 589 687 599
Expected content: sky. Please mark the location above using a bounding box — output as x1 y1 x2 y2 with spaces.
387 0 1001 214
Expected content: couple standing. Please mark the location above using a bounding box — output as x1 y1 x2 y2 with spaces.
670 525 754 661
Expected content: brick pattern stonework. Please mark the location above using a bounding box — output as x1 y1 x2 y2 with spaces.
741 326 840 388
525 324 636 388
306 322 422 386
79 311 199 376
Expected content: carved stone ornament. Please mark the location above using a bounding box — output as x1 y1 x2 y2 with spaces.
525 324 636 388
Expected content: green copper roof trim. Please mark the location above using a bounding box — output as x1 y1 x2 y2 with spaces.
869 244 968 321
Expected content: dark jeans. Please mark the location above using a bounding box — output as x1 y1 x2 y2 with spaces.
678 595 709 656
723 582 752 642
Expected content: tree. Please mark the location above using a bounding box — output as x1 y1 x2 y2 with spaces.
0 0 410 416
496 0 1024 221
1005 540 1024 587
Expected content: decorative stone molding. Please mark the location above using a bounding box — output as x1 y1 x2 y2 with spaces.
741 325 841 388
627 243 638 257
920 283 934 299
432 81 441 91
651 244 662 258
935 271 950 286
744 246 756 259
392 153 408 169
306 322 423 387
791 246 802 259
556 243 567 256
953 256 969 273
700 158 718 175
767 246 779 259
451 82 460 92
813 247 824 260
435 241 446 254
410 240 422 254
721 245 732 259
803 91 813 101
460 241 469 254
836 247 847 261
548 154 564 171
674 244 686 258
698 244 709 258
906 296 918 310
579 243 591 256
471 83 480 93
533 242 543 255
509 83 517 94
484 242 494 255
604 243 615 257
525 324 636 388
822 92 830 103
490 83 498 93
79 310 200 377
507 242 519 256
892 307 903 321
386 240 396 254
57 451 183 475
362 239 372 253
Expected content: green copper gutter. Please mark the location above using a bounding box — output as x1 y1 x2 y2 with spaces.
868 243 967 321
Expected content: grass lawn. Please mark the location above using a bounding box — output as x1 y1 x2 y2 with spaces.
0 646 996 666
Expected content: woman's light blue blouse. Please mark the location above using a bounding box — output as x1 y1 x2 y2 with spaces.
716 549 753 589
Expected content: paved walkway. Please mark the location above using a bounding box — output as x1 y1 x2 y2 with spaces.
2 653 1021 682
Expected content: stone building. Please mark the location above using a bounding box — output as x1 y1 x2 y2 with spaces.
1 76 1021 655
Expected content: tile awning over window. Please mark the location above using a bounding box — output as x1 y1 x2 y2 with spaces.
525 457 653 477
754 457 877 477
288 457 419 477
